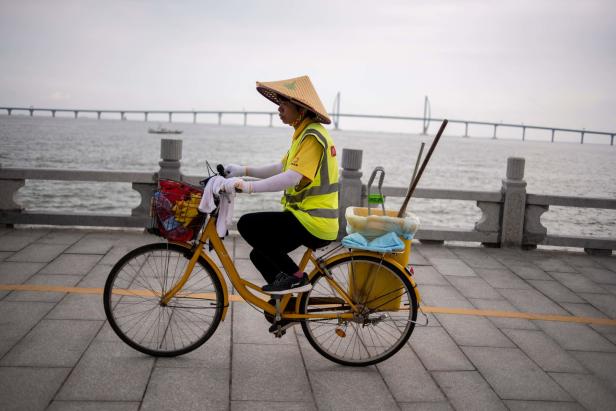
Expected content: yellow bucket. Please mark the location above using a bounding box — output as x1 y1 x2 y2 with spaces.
344 207 418 310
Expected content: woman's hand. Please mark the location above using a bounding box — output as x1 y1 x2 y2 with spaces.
224 164 246 177
224 177 252 194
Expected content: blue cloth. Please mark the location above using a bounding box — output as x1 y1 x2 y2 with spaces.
342 231 405 253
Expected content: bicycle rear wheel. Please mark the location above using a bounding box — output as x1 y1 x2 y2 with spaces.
300 254 418 366
103 242 224 357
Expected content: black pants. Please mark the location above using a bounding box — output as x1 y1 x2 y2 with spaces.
237 211 330 284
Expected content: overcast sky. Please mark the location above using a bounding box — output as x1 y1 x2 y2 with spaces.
1 0 615 132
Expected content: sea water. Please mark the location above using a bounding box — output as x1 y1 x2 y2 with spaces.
1 115 615 237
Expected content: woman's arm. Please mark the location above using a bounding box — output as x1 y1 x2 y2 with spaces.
246 162 283 179
231 169 302 193
224 162 282 179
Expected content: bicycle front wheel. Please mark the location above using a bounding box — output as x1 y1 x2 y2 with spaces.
300 254 418 366
103 242 224 357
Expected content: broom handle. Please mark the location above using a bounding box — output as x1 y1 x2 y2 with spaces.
397 119 448 217
408 142 425 203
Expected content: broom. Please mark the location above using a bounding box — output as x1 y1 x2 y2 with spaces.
397 119 448 217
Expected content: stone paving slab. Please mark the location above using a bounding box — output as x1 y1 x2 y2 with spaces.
39 254 101 276
398 401 454 411
445 276 503 300
141 367 230 411
0 229 47 251
468 298 538 330
47 401 141 411
37 230 86 245
7 243 68 263
580 266 616 285
528 279 585 303
65 237 115 254
462 346 571 401
46 293 107 320
409 326 474 371
451 247 506 269
535 320 616 352
47 401 140 411
436 314 515 347
549 372 616 411
503 400 584 411
501 328 587 373
419 285 474 308
232 343 312 402
412 265 450 286
498 288 569 315
428 257 476 277
310 369 399 411
474 267 532 289
580 292 616 317
231 401 317 411
432 370 507 410
548 271 607 293
6 274 81 302
1 319 102 367
56 341 155 401
0 366 71 411
0 261 45 284
570 351 616 391
377 345 446 402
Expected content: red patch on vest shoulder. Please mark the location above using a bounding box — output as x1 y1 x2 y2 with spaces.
330 146 336 157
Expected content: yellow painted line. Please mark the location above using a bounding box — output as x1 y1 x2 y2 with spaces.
2 283 615 326
421 306 616 327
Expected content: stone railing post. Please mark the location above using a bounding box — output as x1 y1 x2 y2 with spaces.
158 139 183 181
338 148 363 239
0 164 25 227
500 157 527 248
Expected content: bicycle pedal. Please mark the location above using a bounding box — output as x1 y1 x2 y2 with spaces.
269 321 295 336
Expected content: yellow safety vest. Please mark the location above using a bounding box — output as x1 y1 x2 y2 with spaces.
282 123 339 240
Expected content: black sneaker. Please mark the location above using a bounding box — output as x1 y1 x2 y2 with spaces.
262 272 311 294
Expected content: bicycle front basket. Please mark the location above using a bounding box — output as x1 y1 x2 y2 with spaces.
149 180 206 242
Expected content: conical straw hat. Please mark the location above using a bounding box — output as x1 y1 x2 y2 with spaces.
256 75 331 124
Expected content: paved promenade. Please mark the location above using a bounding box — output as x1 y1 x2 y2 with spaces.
0 226 615 411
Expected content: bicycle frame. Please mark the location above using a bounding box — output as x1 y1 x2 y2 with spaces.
161 213 420 322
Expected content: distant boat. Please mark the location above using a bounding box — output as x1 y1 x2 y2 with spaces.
148 125 183 134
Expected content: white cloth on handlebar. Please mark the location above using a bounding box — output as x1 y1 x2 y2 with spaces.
198 175 235 237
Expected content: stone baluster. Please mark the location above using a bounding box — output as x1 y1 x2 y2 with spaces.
338 148 363 239
474 200 502 247
500 157 526 248
158 139 183 181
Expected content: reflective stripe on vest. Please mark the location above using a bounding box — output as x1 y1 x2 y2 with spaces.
286 203 339 218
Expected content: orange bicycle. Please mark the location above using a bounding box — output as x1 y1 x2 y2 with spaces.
103 174 421 366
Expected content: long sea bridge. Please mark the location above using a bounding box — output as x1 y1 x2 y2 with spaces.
2 105 615 145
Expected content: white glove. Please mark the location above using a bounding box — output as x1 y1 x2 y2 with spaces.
224 177 252 194
224 164 246 177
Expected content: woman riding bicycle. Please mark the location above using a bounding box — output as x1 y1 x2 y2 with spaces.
225 75 339 294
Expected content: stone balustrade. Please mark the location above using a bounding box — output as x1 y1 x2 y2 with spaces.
0 140 614 255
